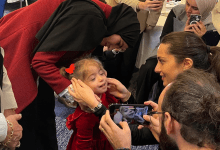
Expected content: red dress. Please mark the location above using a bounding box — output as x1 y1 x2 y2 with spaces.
66 92 119 150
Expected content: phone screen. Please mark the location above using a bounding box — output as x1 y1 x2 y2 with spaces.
189 14 201 25
109 104 152 125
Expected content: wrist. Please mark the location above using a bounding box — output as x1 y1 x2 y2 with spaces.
0 120 13 147
89 99 99 110
90 102 102 113
121 92 131 103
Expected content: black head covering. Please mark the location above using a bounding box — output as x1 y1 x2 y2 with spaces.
106 4 140 48
33 0 140 53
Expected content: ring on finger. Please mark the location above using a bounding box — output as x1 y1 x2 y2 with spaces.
101 128 105 132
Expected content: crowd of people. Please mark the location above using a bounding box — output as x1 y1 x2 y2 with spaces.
0 0 220 150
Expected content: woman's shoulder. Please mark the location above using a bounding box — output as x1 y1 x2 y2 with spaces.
172 4 185 16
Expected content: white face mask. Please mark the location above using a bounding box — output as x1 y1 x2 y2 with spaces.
212 1 220 34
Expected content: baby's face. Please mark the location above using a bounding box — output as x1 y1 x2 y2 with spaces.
212 2 220 34
84 65 107 97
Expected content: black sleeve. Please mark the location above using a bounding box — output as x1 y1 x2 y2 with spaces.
202 30 220 46
130 124 159 145
94 105 107 119
160 9 176 41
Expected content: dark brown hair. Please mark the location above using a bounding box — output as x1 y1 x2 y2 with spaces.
161 31 220 83
60 56 105 81
162 68 220 149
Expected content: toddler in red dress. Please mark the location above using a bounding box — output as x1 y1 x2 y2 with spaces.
60 57 119 150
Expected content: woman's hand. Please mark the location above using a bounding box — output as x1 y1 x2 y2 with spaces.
4 114 23 149
138 0 163 11
138 101 160 142
107 78 131 102
184 18 207 37
68 78 99 109
191 21 207 37
99 110 131 149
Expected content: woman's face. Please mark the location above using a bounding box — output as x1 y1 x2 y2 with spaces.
185 0 200 18
155 44 185 87
100 34 128 51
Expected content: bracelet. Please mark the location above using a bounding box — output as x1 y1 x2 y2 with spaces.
2 120 14 147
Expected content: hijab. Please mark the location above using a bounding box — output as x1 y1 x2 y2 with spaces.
33 0 140 53
173 0 216 32
212 1 220 34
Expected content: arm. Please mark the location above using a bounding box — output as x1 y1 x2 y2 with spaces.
146 7 163 28
160 9 175 41
32 51 71 94
0 49 17 114
99 110 131 149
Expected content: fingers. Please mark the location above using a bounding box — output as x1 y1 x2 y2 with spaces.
107 78 118 85
94 94 102 102
119 121 129 131
150 5 162 11
99 112 112 134
143 115 159 127
144 101 158 111
186 18 190 26
137 125 144 130
14 114 22 121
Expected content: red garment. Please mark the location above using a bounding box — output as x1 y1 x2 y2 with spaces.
0 0 65 113
32 0 112 94
0 0 112 113
66 92 119 150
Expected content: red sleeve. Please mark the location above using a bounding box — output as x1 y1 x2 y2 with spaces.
75 113 98 150
32 51 71 94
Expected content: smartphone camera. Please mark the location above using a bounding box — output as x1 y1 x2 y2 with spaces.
189 14 201 25
109 104 152 125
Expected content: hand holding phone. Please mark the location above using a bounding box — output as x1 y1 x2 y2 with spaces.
109 104 153 125
189 14 201 25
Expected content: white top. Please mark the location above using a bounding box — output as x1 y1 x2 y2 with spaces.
0 114 7 142
7 0 21 3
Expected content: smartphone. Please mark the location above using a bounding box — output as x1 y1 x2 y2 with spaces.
189 14 201 25
109 103 153 125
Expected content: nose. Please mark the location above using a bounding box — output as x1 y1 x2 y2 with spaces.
98 75 104 82
186 6 192 13
154 62 161 73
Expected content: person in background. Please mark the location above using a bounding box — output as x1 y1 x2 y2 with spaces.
99 68 220 150
212 0 220 35
136 0 220 105
102 0 164 87
0 47 22 149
